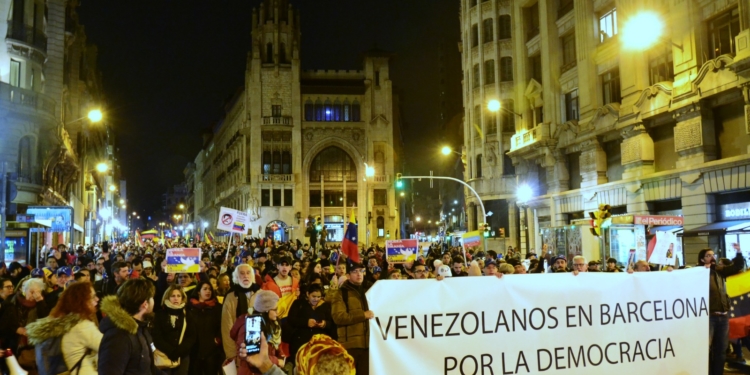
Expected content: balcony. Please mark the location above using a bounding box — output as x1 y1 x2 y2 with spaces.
263 116 293 125
259 174 294 182
0 82 56 118
372 175 388 183
510 123 550 153
468 175 518 196
6 21 47 53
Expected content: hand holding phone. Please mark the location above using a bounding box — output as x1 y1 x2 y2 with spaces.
245 315 263 355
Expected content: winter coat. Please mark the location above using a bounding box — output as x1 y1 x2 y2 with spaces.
98 296 155 375
286 298 336 360
328 281 369 350
0 295 20 350
10 291 50 349
187 298 222 360
26 314 102 375
152 306 197 362
229 314 281 375
707 252 746 313
261 274 299 298
221 290 258 359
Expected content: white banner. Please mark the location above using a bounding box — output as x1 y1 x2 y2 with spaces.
216 207 250 234
368 268 708 375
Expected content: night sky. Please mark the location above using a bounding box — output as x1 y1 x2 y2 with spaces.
77 0 464 217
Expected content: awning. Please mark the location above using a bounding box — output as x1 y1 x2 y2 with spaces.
680 220 750 237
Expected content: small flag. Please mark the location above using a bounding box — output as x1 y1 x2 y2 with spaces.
206 232 214 245
341 206 359 263
726 271 750 298
729 291 750 339
135 230 144 247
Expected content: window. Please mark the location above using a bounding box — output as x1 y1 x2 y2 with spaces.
601 68 621 104
473 105 482 136
558 0 574 19
529 55 542 84
272 189 282 206
304 100 314 121
279 43 287 63
476 155 483 178
10 60 21 87
343 100 351 121
486 110 497 135
500 57 513 81
503 154 515 175
266 43 274 63
565 89 579 121
324 100 333 121
324 191 344 207
561 32 577 72
309 190 321 207
473 64 480 88
483 19 494 43
374 189 387 206
309 146 357 182
375 71 380 86
261 189 271 206
346 190 357 207
283 189 293 206
535 106 544 124
333 100 342 121
526 3 540 41
377 216 385 237
649 47 674 85
352 100 361 121
262 151 272 174
599 8 617 43
604 141 623 182
272 105 281 117
282 151 291 174
567 152 581 189
30 68 34 90
374 148 385 175
272 151 281 174
708 8 740 59
471 24 479 47
17 137 32 182
498 15 511 39
470 0 477 6
500 99 515 132
484 60 495 84
314 100 323 121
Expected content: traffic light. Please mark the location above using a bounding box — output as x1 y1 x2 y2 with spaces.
315 216 322 231
386 230 391 239
395 173 403 189
482 223 490 237
588 204 611 237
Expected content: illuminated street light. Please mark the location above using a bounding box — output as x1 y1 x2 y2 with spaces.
517 184 533 204
179 203 185 210
416 216 421 222
487 99 501 112
88 109 103 123
453 200 458 204
132 212 137 216
622 11 663 50
203 222 208 228
428 220 432 224
400 192 405 197
95 162 109 173
108 185 116 192
364 163 375 177
441 146 452 155
119 199 124 204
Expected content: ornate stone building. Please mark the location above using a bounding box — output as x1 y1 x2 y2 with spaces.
1 0 119 260
465 0 750 261
192 0 404 245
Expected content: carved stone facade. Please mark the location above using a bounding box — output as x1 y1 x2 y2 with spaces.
192 0 403 246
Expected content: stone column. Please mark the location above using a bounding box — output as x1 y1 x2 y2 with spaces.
519 206 528 254
743 85 750 154
508 200 519 251
681 173 717 262
579 141 607 188
545 150 569 194
621 124 655 179
673 103 717 168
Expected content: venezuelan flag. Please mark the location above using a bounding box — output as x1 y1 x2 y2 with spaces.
341 206 359 263
206 231 215 245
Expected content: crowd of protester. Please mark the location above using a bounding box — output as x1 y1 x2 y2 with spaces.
0 236 746 375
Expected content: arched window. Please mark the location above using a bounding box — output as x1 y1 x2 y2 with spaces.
500 57 513 81
501 99 516 132
352 100 361 121
309 146 356 182
374 150 385 175
279 42 287 63
314 99 324 121
304 99 314 121
333 99 342 121
343 99 351 121
266 43 274 63
484 59 495 84
262 151 272 174
483 19 494 43
498 15 512 39
377 216 385 237
476 154 483 178
17 136 32 182
282 151 291 174
324 99 333 121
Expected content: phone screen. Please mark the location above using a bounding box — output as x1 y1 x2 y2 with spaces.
245 315 262 355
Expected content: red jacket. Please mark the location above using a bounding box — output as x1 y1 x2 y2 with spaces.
230 314 281 375
261 274 299 298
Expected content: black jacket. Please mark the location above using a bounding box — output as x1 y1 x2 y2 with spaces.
287 298 337 357
98 296 155 375
95 277 124 299
707 252 746 313
187 298 222 360
152 306 197 362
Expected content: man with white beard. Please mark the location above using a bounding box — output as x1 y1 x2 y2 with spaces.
221 264 261 361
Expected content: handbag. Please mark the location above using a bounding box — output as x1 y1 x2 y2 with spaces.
154 313 187 369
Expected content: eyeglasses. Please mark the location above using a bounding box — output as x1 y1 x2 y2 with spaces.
350 269 366 274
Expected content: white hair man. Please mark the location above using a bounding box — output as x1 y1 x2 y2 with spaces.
221 264 260 361
572 255 587 275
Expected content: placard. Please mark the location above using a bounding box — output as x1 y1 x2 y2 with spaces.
386 239 418 264
166 248 200 273
368 269 708 374
462 231 482 249
216 207 250 234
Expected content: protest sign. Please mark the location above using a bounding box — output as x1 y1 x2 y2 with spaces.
217 207 250 234
462 230 482 249
648 231 683 266
386 239 418 263
368 268 708 374
166 248 200 273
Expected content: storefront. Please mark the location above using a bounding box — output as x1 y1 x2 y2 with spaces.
681 202 750 259
606 215 684 267
540 221 600 264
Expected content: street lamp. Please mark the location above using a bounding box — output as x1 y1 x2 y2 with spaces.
416 216 421 222
108 185 116 192
87 109 103 123
487 99 501 112
441 146 462 156
621 11 683 51
95 162 109 173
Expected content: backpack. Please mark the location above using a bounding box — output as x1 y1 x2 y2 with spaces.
35 335 88 375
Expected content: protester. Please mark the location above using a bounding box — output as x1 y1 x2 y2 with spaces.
287 284 336 365
98 278 157 375
153 285 196 375
10 277 50 374
222 264 260 361
230 290 283 375
95 261 129 298
188 280 223 375
26 282 102 375
329 262 373 375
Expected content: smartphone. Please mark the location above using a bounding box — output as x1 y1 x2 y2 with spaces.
245 314 263 355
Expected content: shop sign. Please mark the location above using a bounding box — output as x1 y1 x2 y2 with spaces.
719 202 750 221
633 215 684 226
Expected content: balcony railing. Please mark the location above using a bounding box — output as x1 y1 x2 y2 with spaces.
260 174 294 182
510 123 550 152
262 116 292 125
6 21 47 51
372 175 388 183
0 82 56 117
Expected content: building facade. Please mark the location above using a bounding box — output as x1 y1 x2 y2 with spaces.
461 0 750 261
191 0 404 246
1 0 121 264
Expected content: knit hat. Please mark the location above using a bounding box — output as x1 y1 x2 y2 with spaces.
253 290 279 313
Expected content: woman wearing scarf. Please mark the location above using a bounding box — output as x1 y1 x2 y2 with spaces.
187 280 222 375
287 284 336 366
153 285 197 375
230 290 284 375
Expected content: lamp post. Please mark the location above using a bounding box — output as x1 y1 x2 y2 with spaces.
516 184 533 255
